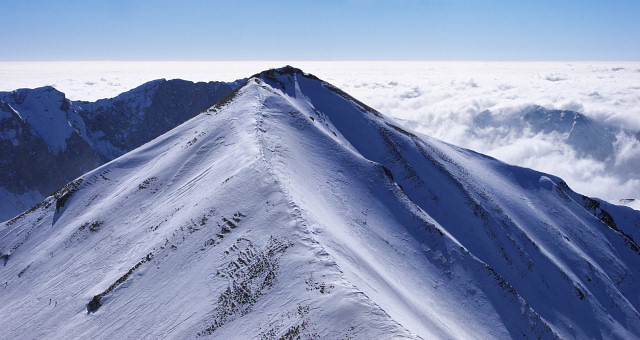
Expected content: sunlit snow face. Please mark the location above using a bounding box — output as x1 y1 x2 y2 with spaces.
318 62 640 205
1 61 639 204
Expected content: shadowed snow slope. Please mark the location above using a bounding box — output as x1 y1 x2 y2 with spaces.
1 67 639 339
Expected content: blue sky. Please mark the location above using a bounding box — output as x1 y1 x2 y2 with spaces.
1 0 638 60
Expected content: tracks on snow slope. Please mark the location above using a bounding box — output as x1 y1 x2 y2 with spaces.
250 78 420 339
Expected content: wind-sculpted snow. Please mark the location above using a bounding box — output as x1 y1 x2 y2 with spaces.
1 67 639 339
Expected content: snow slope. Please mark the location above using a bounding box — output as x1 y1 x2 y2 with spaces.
1 67 639 339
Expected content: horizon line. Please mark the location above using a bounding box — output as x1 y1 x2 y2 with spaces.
1 60 639 63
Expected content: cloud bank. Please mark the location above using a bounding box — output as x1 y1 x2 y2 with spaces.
1 61 639 206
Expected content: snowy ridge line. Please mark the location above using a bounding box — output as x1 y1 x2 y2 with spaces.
376 124 561 337
250 78 421 338
557 184 640 255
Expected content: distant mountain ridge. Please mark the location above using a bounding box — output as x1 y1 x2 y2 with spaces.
0 79 243 220
474 105 640 162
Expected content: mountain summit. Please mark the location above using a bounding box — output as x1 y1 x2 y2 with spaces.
1 67 639 339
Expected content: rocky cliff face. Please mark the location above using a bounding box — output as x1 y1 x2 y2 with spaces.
0 79 242 221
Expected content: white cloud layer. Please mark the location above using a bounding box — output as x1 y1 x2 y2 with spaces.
1 61 639 205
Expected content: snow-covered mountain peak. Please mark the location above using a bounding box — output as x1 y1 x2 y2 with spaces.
1 67 640 339
252 65 382 114
1 85 75 153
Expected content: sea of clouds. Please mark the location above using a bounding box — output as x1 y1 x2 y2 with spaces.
1 61 638 207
